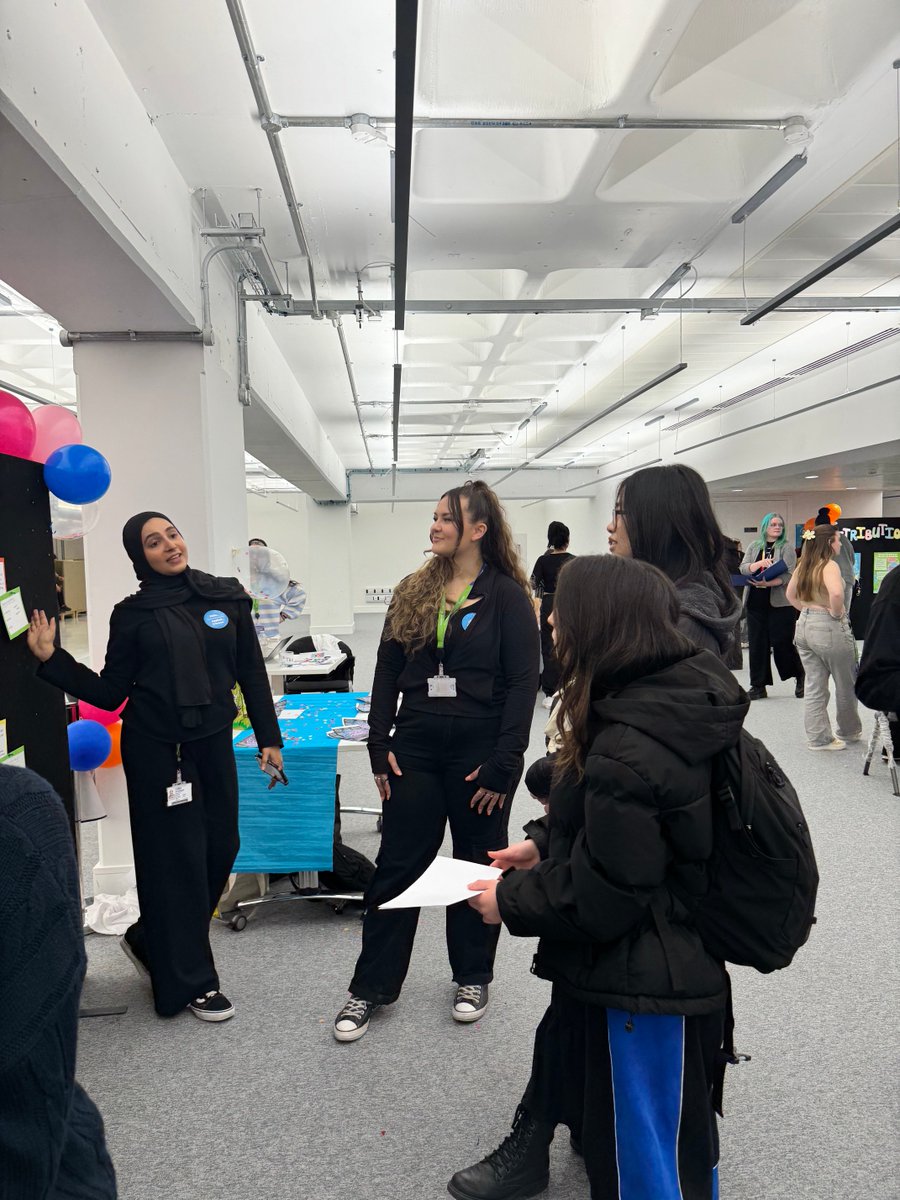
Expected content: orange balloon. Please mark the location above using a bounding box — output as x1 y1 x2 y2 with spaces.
827 502 842 522
100 721 122 768
803 517 816 531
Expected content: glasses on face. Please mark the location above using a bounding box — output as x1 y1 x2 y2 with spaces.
611 507 625 523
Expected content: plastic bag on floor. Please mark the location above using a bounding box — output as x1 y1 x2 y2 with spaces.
85 885 140 935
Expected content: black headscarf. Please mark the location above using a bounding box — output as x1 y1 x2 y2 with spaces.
118 512 249 728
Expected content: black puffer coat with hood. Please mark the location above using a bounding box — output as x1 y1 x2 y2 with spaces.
497 649 748 1016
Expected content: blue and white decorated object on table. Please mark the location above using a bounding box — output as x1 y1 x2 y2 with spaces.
231 692 369 873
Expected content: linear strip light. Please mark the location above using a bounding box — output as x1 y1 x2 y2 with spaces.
663 327 900 432
742 211 900 325
492 362 687 485
392 363 402 464
731 154 807 225
565 457 664 494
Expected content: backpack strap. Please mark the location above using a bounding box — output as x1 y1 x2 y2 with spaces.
712 970 752 1116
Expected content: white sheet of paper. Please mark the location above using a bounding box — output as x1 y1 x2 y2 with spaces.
379 856 503 909
0 558 6 594
0 746 26 768
277 708 307 720
0 718 7 758
0 587 28 640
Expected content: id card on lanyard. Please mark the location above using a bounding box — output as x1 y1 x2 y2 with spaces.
427 583 474 698
166 744 193 807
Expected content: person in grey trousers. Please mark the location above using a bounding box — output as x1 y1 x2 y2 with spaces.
813 505 856 612
786 524 862 751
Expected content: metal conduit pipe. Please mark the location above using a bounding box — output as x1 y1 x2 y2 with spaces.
224 0 322 319
281 296 900 316
329 312 374 471
278 114 801 132
59 330 203 345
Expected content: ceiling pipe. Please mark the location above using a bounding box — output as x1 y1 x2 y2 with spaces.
0 378 60 406
281 296 900 316
59 330 203 345
278 114 801 132
223 0 322 318
329 312 374 471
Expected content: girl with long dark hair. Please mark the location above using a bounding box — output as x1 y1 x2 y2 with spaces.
606 463 740 663
27 513 282 1023
333 480 539 1042
530 520 575 705
787 524 862 750
740 512 804 700
452 555 747 1200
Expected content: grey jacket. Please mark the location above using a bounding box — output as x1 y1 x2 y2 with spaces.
740 538 796 608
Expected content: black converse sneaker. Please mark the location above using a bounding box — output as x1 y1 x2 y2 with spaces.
188 991 235 1022
452 983 489 1023
334 996 379 1042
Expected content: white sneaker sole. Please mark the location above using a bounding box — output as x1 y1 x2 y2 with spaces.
188 1003 235 1022
334 1020 370 1042
119 936 151 982
452 1003 488 1023
808 740 846 751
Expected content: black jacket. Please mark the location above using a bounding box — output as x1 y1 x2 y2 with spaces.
38 593 281 747
368 564 539 793
0 766 117 1199
498 650 748 1015
856 564 899 715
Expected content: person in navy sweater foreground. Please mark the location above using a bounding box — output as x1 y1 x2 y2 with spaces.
0 764 117 1199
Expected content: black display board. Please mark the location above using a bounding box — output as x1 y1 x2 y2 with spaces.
837 517 900 640
0 452 73 827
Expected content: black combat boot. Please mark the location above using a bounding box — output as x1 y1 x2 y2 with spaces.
447 1106 553 1200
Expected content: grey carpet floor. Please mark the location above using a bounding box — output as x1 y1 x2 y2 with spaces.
77 615 900 1199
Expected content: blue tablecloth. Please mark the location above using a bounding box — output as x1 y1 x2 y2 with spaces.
231 692 368 873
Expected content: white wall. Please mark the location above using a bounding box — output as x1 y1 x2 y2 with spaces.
246 492 309 583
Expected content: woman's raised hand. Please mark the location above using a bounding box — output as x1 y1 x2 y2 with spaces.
488 840 540 872
27 609 57 662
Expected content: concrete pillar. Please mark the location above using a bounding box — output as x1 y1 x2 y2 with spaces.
305 503 354 635
75 340 248 893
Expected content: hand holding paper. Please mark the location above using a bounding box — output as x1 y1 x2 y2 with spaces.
378 855 502 909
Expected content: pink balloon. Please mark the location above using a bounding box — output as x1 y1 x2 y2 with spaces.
30 405 83 464
78 699 127 726
0 389 37 459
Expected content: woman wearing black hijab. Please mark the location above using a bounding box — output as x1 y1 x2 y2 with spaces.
27 513 283 1023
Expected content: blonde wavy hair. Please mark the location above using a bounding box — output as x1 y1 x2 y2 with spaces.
793 524 838 603
385 480 531 653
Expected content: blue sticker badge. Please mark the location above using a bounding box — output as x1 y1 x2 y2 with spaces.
461 612 476 631
203 609 229 629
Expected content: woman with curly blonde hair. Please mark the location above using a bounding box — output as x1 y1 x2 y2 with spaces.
334 480 539 1042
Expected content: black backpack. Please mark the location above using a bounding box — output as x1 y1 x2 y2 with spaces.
693 729 819 973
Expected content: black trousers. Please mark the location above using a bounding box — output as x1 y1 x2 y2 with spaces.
120 724 239 1016
746 597 803 688
539 595 561 697
349 709 518 1005
522 987 723 1200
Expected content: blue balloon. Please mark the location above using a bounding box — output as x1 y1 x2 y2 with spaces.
44 443 112 505
68 719 113 772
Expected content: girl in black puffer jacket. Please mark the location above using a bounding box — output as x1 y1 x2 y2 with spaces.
450 555 749 1200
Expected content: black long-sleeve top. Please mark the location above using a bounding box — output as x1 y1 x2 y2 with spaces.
856 564 899 715
38 594 282 748
530 551 575 597
367 564 540 793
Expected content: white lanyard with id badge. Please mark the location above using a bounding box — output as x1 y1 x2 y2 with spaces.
166 744 193 807
428 583 474 698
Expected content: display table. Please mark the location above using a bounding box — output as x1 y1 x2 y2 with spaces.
225 693 374 928
264 652 347 693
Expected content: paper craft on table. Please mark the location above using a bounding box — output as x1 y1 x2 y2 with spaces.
0 587 29 640
379 856 503 909
0 746 27 769
276 707 308 719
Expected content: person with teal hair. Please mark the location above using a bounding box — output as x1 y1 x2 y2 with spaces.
740 512 805 700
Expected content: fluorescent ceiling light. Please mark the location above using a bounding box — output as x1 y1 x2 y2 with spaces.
731 154 807 224
731 488 744 492
805 474 819 479
741 211 900 326
674 396 700 412
644 415 665 426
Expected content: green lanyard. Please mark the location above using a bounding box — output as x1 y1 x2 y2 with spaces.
436 584 473 656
